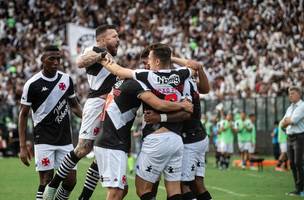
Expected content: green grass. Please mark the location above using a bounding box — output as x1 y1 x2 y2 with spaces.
0 156 301 200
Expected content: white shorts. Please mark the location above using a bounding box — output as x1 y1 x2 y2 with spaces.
181 137 209 181
238 142 251 152
94 147 128 190
218 142 234 154
34 144 76 171
136 132 183 183
249 143 255 154
79 97 105 140
280 143 287 153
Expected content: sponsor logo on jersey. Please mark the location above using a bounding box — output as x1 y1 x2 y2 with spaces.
156 74 180 85
54 99 69 124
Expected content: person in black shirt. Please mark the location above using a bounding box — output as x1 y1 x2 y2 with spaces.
94 78 192 200
19 45 82 200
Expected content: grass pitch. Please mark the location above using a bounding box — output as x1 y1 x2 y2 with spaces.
0 156 301 200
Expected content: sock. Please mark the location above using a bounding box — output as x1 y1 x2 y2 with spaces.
78 161 100 200
226 156 230 168
219 155 225 168
283 160 288 169
55 185 71 200
215 152 220 167
182 191 196 200
276 160 283 167
49 151 80 188
36 185 45 200
167 194 182 200
197 191 212 200
141 192 154 200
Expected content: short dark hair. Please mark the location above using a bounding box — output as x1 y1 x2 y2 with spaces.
43 45 60 52
96 24 117 37
249 113 255 117
149 43 171 66
140 47 150 60
288 86 302 96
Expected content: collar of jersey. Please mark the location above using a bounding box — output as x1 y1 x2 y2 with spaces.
40 71 59 81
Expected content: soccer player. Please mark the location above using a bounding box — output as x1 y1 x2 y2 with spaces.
275 122 288 171
234 112 251 169
100 43 196 200
43 24 120 200
247 113 257 170
94 77 192 200
218 113 234 169
18 45 82 200
144 67 212 199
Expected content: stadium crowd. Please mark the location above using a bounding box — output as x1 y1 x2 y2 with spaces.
1 0 304 106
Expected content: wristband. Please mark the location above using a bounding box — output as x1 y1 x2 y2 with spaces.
160 114 167 122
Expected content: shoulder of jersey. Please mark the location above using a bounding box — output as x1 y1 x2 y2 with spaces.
24 71 43 85
57 70 70 77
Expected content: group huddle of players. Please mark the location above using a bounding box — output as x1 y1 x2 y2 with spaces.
19 24 213 200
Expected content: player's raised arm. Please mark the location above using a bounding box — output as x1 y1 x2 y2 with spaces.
138 91 193 113
18 104 32 166
101 53 134 79
76 49 103 68
171 56 210 94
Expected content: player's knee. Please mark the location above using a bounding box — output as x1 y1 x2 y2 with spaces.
107 187 124 200
39 171 53 185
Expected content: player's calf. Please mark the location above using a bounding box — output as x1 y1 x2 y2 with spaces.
78 161 100 200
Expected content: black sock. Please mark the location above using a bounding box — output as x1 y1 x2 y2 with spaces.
226 156 230 168
215 153 219 167
182 192 196 200
49 151 80 188
283 160 288 169
141 192 154 200
197 191 212 200
36 185 46 200
168 194 182 200
55 184 71 200
78 161 100 200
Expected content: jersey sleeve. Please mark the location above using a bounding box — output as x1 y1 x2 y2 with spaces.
67 77 76 98
20 81 33 106
182 78 193 102
176 67 192 81
128 79 149 98
132 69 149 82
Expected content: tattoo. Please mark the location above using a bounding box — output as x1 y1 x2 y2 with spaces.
74 139 94 158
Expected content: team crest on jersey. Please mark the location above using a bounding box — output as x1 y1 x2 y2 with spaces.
41 157 50 167
93 127 100 135
157 74 180 85
58 82 66 91
122 175 127 185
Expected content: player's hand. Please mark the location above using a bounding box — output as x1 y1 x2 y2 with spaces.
144 110 161 124
101 53 115 66
181 99 193 113
186 60 201 71
19 146 32 167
